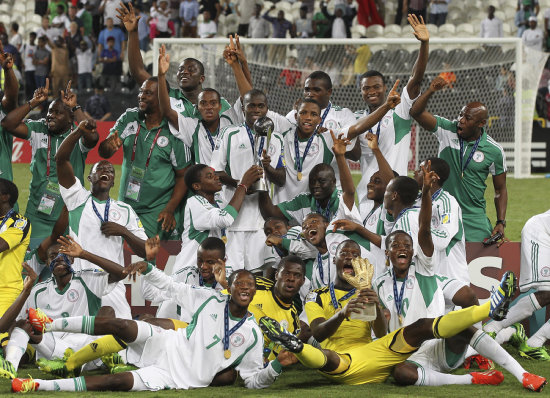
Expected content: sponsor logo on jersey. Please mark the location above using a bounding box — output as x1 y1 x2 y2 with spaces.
109 209 121 222
441 213 450 224
230 332 245 347
387 294 393 302
62 319 69 329
13 219 27 230
157 136 169 148
406 276 415 289
305 291 317 303
473 151 485 163
541 267 550 277
67 289 80 302
210 313 218 321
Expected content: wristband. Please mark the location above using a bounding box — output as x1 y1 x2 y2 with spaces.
496 219 506 228
237 183 247 193
143 262 155 275
71 105 82 113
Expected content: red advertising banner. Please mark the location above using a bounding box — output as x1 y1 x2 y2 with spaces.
11 121 123 165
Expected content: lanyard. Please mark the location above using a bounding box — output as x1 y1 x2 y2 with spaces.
91 198 110 223
202 121 219 151
131 125 162 169
316 197 334 220
46 135 52 177
245 124 265 160
389 206 415 234
368 121 382 142
459 135 481 178
431 188 442 202
363 204 381 227
0 209 15 231
329 282 356 309
392 272 407 322
317 252 328 285
223 301 248 353
317 102 332 131
293 130 316 173
199 273 217 289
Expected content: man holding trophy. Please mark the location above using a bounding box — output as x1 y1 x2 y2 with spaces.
212 89 284 274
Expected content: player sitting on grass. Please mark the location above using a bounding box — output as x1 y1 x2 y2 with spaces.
12 242 296 392
0 236 130 380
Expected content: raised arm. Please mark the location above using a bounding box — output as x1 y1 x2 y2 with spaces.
365 132 394 183
157 44 178 127
410 76 447 131
61 81 98 147
117 2 151 85
0 49 19 111
332 219 382 247
234 35 252 88
331 130 354 210
223 36 253 98
37 206 69 263
406 14 429 99
418 161 436 257
346 80 400 140
258 191 286 220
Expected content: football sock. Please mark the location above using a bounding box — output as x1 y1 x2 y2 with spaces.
34 332 56 359
470 329 526 382
35 377 87 391
49 316 95 334
415 365 472 386
432 302 490 339
495 326 515 344
484 294 540 333
527 320 550 348
66 335 126 372
294 344 327 369
171 319 188 330
5 327 30 371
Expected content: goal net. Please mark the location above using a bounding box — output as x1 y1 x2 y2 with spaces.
152 37 547 178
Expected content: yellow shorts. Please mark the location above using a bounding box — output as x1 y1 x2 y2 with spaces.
0 288 22 316
320 328 418 385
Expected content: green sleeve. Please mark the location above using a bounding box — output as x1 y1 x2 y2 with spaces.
110 112 129 139
171 136 192 170
277 194 310 221
24 120 45 140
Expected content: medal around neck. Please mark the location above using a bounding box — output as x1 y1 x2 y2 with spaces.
342 257 377 321
249 116 274 193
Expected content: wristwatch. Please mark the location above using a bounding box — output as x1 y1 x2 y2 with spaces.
496 220 506 228
71 105 82 113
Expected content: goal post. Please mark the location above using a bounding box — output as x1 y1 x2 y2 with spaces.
152 37 547 178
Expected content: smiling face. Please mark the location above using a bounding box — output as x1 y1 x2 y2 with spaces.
264 219 289 237
46 100 72 135
295 101 321 136
385 232 414 276
456 103 487 141
47 244 73 277
229 271 257 307
195 167 222 194
88 160 115 191
243 93 268 127
309 168 336 201
335 241 361 281
361 75 386 109
302 213 328 247
274 261 305 301
303 78 331 109
138 80 159 115
196 247 223 284
176 59 205 91
197 91 221 123
383 179 398 215
366 171 387 202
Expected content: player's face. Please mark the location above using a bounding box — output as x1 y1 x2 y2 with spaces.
303 78 331 108
138 80 159 114
309 169 336 201
88 160 115 190
361 76 386 108
196 247 222 283
264 219 288 237
197 167 222 193
197 91 221 123
230 272 256 307
383 179 397 215
301 214 328 246
295 102 321 136
275 262 305 300
176 59 204 90
457 105 484 140
366 171 386 202
46 100 71 135
385 233 414 274
47 245 73 276
243 94 268 126
335 242 361 279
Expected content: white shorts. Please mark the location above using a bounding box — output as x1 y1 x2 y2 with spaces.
225 229 267 273
406 339 466 374
439 277 468 313
520 228 550 292
102 282 133 319
125 321 166 368
34 332 96 360
131 366 178 391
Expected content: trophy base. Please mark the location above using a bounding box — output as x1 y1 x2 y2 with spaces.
250 179 268 192
349 302 377 321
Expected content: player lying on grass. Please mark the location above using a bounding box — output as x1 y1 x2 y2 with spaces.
0 236 131 380
374 163 546 391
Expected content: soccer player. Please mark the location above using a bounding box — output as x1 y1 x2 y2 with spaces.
98 77 191 240
116 2 232 116
0 48 18 188
13 270 295 391
348 14 429 206
483 209 550 361
1 80 97 240
211 90 285 272
171 163 260 276
410 76 508 243
56 120 147 319
0 236 129 380
263 217 302 278
0 263 37 334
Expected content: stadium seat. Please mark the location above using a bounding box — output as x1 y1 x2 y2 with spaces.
354 24 367 38
262 1 274 12
0 4 10 14
276 1 292 14
503 7 516 20
503 23 513 36
366 24 384 38
12 2 25 14
425 24 438 36
438 23 456 37
384 24 402 38
447 9 465 24
456 23 475 36
30 14 42 25
291 1 302 10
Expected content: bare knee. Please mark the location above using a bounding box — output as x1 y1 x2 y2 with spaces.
393 362 418 386
453 286 479 308
534 291 550 307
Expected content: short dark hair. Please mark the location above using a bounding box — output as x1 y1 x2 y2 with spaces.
0 178 18 207
300 5 308 12
264 217 289 229
11 22 19 32
385 230 412 249
243 88 267 106
184 57 205 75
360 70 386 85
276 255 306 274
297 98 321 113
303 212 329 224
146 76 170 94
307 71 332 90
228 269 255 287
199 237 226 257
335 239 360 255
199 88 221 103
310 163 335 180
52 97 74 121
425 157 450 185
390 176 419 207
184 164 210 192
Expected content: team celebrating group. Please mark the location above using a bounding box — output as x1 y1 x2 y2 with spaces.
0 1 548 393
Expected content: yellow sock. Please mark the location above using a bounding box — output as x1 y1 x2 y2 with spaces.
294 344 327 369
25 344 36 361
432 301 490 339
0 332 9 350
66 335 126 371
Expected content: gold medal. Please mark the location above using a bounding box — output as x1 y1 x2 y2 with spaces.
221 236 228 244
224 349 231 359
398 314 403 325
297 172 303 181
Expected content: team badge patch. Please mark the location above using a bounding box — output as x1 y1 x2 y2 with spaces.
157 136 169 148
109 209 121 222
13 219 27 230
137 218 143 228
472 151 485 163
268 143 277 157
324 120 338 130
307 143 320 157
67 289 80 302
230 332 245 347
541 267 550 278
382 115 391 128
305 291 318 303
329 241 339 256
406 276 415 289
440 213 451 224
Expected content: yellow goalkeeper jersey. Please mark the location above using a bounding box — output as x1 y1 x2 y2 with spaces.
0 211 31 294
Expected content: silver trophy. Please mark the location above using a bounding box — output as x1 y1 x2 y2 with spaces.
250 116 274 192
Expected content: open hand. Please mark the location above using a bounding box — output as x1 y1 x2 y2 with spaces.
330 130 351 157
408 13 429 42
158 44 171 76
57 235 84 258
145 235 161 261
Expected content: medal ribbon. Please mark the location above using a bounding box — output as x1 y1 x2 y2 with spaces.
131 125 163 169
363 204 381 227
91 198 110 224
201 121 219 151
245 124 265 161
223 301 248 354
329 282 356 310
459 135 481 177
46 135 52 177
392 272 407 323
199 273 217 289
315 197 334 220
